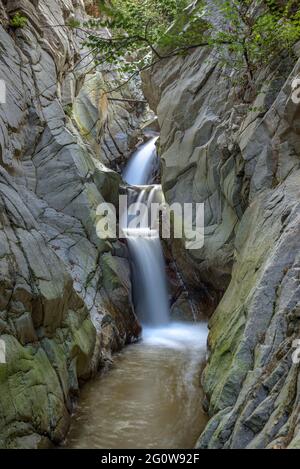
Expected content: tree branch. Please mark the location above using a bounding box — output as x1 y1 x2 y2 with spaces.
108 97 147 103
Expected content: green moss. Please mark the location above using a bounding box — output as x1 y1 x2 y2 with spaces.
101 253 123 292
10 13 28 29
0 302 97 447
0 336 66 448
66 19 81 29
64 104 73 118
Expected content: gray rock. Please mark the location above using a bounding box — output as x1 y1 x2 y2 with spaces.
0 0 141 449
144 29 300 449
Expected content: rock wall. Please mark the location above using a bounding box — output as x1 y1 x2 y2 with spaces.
143 38 300 447
73 71 151 171
0 0 142 448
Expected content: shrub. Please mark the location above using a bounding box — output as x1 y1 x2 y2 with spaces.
10 12 28 29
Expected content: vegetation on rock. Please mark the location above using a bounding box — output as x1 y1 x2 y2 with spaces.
10 12 28 29
81 0 300 90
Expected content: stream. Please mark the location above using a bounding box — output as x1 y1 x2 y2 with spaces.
64 324 207 449
64 137 208 449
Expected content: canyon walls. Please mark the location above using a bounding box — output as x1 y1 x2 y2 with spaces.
1 0 300 451
0 0 143 448
143 40 300 448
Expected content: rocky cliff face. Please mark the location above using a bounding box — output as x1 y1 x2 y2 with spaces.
0 0 143 448
143 40 300 447
73 70 150 171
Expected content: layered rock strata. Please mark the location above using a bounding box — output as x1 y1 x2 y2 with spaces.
0 0 142 448
143 38 300 448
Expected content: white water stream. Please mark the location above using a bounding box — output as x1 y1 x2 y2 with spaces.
64 136 208 449
123 136 159 185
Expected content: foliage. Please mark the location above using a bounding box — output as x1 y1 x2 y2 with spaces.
212 0 300 76
83 0 208 74
10 12 28 29
80 0 300 85
66 18 81 29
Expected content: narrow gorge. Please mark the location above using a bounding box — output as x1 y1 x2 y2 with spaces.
0 0 300 451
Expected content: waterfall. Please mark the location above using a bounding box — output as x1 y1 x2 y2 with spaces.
66 142 209 452
122 137 170 327
126 235 169 326
123 136 159 185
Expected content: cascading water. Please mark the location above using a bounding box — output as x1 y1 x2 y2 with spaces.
123 136 159 185
127 234 170 326
121 138 170 327
64 136 208 450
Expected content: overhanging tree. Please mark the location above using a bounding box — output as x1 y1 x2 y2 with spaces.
79 0 300 93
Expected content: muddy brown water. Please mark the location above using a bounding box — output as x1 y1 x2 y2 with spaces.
63 323 208 449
